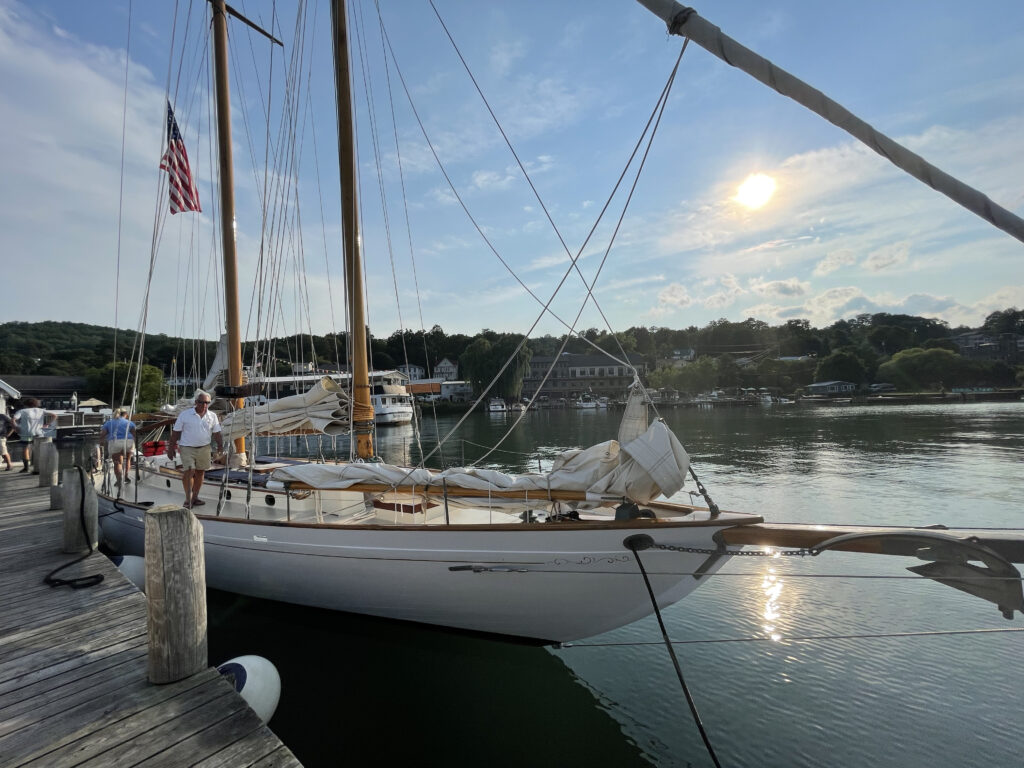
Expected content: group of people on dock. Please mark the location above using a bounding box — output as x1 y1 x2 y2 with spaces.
1 399 137 483
3 391 224 510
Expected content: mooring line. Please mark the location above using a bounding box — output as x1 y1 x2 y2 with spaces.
561 626 1024 649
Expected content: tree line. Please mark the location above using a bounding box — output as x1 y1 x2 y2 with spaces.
2 308 1022 405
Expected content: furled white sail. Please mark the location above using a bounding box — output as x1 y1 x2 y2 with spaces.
617 383 649 445
220 376 351 439
271 419 689 505
202 333 231 392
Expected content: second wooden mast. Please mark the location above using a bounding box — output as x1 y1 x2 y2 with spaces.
209 0 282 461
331 0 375 459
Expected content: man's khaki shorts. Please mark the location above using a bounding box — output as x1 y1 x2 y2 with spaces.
180 444 212 471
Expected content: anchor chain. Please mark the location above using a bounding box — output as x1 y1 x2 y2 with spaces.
653 543 817 557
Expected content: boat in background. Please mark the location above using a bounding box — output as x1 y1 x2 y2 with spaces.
372 383 414 426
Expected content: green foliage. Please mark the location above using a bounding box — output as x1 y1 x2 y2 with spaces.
982 308 1024 335
2 307 1021 397
459 335 532 398
873 348 1015 391
922 338 958 352
814 350 867 384
86 362 166 409
649 356 717 394
0 321 216 379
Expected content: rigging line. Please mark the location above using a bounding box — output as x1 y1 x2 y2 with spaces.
373 0 437 460
430 0 689 382
564 626 1024 649
353 0 409 346
376 25 597 344
112 0 134 406
499 567 1024 581
355 0 431 461
472 58 685 465
303 65 344 374
626 537 722 767
374 25 656 465
378 16 684 413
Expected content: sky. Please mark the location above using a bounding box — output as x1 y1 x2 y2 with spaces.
1 0 1022 343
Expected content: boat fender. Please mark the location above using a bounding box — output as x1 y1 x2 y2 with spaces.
615 502 656 521
266 480 285 490
110 554 146 592
217 655 281 723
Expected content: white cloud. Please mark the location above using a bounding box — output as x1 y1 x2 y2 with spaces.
750 277 810 297
490 40 525 76
703 273 747 309
862 241 910 272
471 169 516 190
657 283 693 309
814 249 856 276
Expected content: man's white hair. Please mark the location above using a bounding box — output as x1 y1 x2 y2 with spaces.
193 389 211 402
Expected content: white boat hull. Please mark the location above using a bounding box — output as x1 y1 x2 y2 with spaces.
98 473 747 642
375 406 414 425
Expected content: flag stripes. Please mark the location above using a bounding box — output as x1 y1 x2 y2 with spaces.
159 101 201 214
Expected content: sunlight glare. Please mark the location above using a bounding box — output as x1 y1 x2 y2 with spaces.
734 173 776 209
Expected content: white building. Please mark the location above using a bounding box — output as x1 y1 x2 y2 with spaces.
434 358 458 381
397 363 426 380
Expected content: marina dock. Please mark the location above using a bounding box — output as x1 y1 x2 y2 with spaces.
0 469 301 767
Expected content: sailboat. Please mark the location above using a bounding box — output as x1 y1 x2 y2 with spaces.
97 0 1024 643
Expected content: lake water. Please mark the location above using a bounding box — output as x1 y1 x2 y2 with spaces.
65 401 1024 766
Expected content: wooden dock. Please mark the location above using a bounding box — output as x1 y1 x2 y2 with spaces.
0 469 302 767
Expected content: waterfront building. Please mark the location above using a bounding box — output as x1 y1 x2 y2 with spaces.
521 353 649 401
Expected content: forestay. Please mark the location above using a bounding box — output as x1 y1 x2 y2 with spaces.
271 419 690 508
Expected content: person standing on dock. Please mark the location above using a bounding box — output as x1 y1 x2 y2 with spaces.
0 409 15 470
12 398 57 473
100 408 137 486
166 391 224 509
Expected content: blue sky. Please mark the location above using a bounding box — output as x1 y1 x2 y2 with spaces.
1 0 1021 343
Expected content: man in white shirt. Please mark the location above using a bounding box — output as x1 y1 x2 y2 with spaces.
166 391 224 509
13 398 57 473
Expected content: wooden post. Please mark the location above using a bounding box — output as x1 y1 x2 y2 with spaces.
32 435 52 473
146 504 207 684
37 439 58 488
61 467 98 553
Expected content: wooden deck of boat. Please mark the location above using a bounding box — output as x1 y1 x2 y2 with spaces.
0 469 302 767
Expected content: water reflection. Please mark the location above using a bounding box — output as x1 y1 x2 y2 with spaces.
761 563 784 643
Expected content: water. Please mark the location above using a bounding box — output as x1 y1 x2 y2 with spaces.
66 402 1024 766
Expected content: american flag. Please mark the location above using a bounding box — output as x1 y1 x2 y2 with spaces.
159 101 201 214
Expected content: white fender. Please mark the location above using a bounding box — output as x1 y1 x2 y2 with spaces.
110 554 146 592
217 655 281 723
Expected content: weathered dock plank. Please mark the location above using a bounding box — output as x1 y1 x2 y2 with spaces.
0 470 301 768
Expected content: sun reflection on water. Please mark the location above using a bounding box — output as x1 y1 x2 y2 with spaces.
762 556 784 642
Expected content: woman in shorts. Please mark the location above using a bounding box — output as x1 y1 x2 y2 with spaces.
100 408 137 486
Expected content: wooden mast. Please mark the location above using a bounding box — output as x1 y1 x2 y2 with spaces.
331 0 375 459
210 0 245 457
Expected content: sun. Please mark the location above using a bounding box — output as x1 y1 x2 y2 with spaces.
734 173 776 209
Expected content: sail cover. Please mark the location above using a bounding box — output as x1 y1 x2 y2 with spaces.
220 377 351 439
270 419 689 506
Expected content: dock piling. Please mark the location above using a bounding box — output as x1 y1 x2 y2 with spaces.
146 504 208 684
37 437 57 487
60 466 98 553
